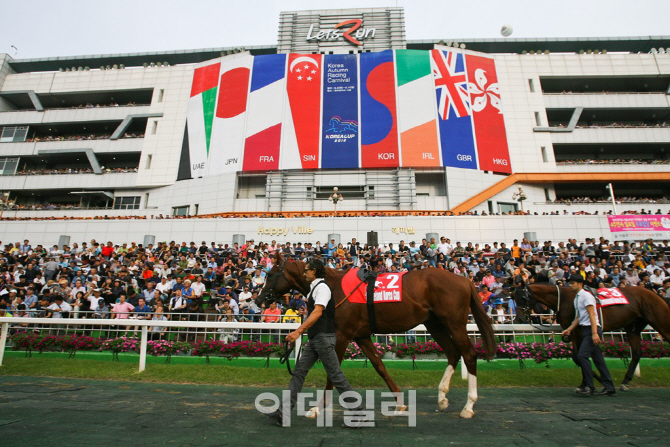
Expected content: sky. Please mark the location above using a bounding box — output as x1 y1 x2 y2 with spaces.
3 0 669 59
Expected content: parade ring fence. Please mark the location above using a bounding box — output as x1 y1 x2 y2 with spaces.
0 314 659 376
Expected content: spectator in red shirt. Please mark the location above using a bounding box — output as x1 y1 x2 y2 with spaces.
478 286 492 304
101 241 115 258
261 301 281 323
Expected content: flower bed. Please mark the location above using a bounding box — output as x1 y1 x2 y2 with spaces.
344 342 393 360
385 340 668 368
8 332 670 367
191 340 283 362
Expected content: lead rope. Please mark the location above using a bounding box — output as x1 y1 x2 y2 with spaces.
555 284 561 325
280 340 302 376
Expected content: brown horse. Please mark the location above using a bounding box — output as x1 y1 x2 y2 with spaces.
257 254 496 418
516 282 670 390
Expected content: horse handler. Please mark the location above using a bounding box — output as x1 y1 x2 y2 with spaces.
561 274 616 396
264 259 371 428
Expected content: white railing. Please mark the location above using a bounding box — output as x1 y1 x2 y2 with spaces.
0 317 655 376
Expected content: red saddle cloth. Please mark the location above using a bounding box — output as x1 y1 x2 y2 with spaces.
597 288 630 307
342 268 406 304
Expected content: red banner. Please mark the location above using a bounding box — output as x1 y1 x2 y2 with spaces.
286 54 322 169
242 124 281 171
190 63 220 97
465 54 511 174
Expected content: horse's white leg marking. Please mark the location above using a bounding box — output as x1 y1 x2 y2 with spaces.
438 364 455 411
459 373 478 419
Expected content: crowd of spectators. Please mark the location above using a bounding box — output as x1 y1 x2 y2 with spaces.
1 207 669 221
77 102 141 108
1 235 669 337
25 133 143 143
549 197 670 205
574 122 670 128
557 159 670 165
12 167 138 176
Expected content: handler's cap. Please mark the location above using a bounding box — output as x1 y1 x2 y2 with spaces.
568 274 584 283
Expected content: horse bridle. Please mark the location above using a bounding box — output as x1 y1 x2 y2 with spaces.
261 261 291 304
518 283 563 330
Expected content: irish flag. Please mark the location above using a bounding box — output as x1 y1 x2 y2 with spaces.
395 50 440 167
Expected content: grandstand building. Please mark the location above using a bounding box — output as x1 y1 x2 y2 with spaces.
0 7 669 245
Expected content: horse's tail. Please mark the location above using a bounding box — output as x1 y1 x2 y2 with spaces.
469 282 497 359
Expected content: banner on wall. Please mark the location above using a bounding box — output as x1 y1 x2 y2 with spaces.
178 48 511 179
321 54 359 169
607 215 670 241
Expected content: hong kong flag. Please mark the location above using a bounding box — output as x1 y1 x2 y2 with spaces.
465 54 511 174
286 54 322 169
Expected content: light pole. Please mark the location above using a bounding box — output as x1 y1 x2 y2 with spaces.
606 183 618 215
512 186 527 212
328 187 343 215
0 192 15 218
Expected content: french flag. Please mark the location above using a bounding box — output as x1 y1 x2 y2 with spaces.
243 54 286 171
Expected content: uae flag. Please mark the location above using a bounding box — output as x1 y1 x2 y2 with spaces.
186 62 220 178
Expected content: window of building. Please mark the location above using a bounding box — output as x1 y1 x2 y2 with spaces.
237 175 266 199
0 126 29 143
0 158 19 175
498 202 518 214
314 185 365 199
113 196 141 210
172 205 189 216
415 173 446 196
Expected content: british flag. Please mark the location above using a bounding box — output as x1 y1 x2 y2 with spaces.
431 49 471 120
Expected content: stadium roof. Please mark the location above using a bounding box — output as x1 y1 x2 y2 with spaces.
5 36 670 73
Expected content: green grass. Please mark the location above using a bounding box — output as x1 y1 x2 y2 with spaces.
2 352 670 388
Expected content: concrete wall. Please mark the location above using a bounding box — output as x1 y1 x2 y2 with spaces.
0 215 619 247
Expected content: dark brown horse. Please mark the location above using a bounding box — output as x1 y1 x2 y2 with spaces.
257 254 496 418
516 283 670 390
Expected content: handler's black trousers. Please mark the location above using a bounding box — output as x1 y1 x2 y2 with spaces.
287 333 356 410
576 325 615 391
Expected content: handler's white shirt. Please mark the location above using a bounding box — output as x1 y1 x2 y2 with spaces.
309 278 331 307
574 289 599 327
